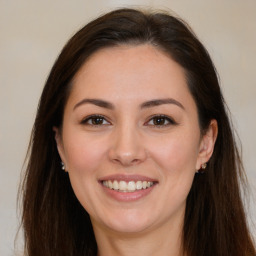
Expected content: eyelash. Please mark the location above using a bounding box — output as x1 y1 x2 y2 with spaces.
145 115 177 127
81 115 111 126
81 114 177 127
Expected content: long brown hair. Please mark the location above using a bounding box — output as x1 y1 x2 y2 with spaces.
20 8 255 256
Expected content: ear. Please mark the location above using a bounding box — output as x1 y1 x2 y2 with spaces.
53 126 67 167
196 119 218 171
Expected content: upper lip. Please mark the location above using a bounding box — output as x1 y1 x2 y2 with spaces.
99 174 157 182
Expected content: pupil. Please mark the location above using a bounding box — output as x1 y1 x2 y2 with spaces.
154 117 164 125
92 117 103 125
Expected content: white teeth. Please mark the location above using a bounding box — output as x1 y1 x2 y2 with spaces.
119 181 127 190
113 180 119 190
108 180 113 189
102 180 155 192
136 181 143 190
127 181 136 191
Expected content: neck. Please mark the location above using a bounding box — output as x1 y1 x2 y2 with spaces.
92 213 185 256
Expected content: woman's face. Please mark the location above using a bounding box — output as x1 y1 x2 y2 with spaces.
55 44 216 235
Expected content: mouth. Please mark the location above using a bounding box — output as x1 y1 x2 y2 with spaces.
99 175 158 201
101 180 156 192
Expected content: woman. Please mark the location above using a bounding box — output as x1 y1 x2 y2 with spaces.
21 8 256 256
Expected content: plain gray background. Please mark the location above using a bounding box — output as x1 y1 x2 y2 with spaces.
0 0 255 255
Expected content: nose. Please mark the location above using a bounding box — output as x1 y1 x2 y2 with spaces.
108 123 147 166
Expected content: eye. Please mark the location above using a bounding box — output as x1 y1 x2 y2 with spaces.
81 115 110 126
146 115 177 127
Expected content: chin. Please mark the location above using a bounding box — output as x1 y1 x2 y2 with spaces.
95 209 155 234
107 220 151 234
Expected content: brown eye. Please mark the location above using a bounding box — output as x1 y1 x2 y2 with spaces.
146 115 177 127
81 115 110 126
153 117 167 125
91 117 104 125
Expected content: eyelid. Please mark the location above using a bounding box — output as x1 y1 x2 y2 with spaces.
80 114 111 125
145 114 178 127
80 114 177 127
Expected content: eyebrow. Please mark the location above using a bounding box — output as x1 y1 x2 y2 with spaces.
73 98 185 111
140 98 185 110
73 99 114 110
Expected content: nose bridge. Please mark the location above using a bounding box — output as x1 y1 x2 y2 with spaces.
108 118 146 166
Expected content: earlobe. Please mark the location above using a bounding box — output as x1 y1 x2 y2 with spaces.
196 119 218 171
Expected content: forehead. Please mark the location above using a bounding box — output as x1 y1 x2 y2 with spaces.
68 44 195 110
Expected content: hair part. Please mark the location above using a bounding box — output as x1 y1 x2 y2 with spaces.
20 8 255 256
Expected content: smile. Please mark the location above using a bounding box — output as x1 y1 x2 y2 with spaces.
102 180 155 192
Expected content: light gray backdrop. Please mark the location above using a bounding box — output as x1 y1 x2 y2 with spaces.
0 0 255 255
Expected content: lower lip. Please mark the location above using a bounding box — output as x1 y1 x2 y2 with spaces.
100 183 156 202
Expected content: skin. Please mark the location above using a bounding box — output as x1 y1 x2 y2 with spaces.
55 44 218 256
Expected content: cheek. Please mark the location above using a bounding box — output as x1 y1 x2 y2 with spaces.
63 132 107 175
149 132 200 173
62 134 108 214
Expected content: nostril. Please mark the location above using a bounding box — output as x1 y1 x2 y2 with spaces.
112 157 140 166
108 139 147 166
131 158 140 164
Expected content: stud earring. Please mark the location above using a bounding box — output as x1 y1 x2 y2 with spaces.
61 162 66 171
201 163 207 169
196 162 207 174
